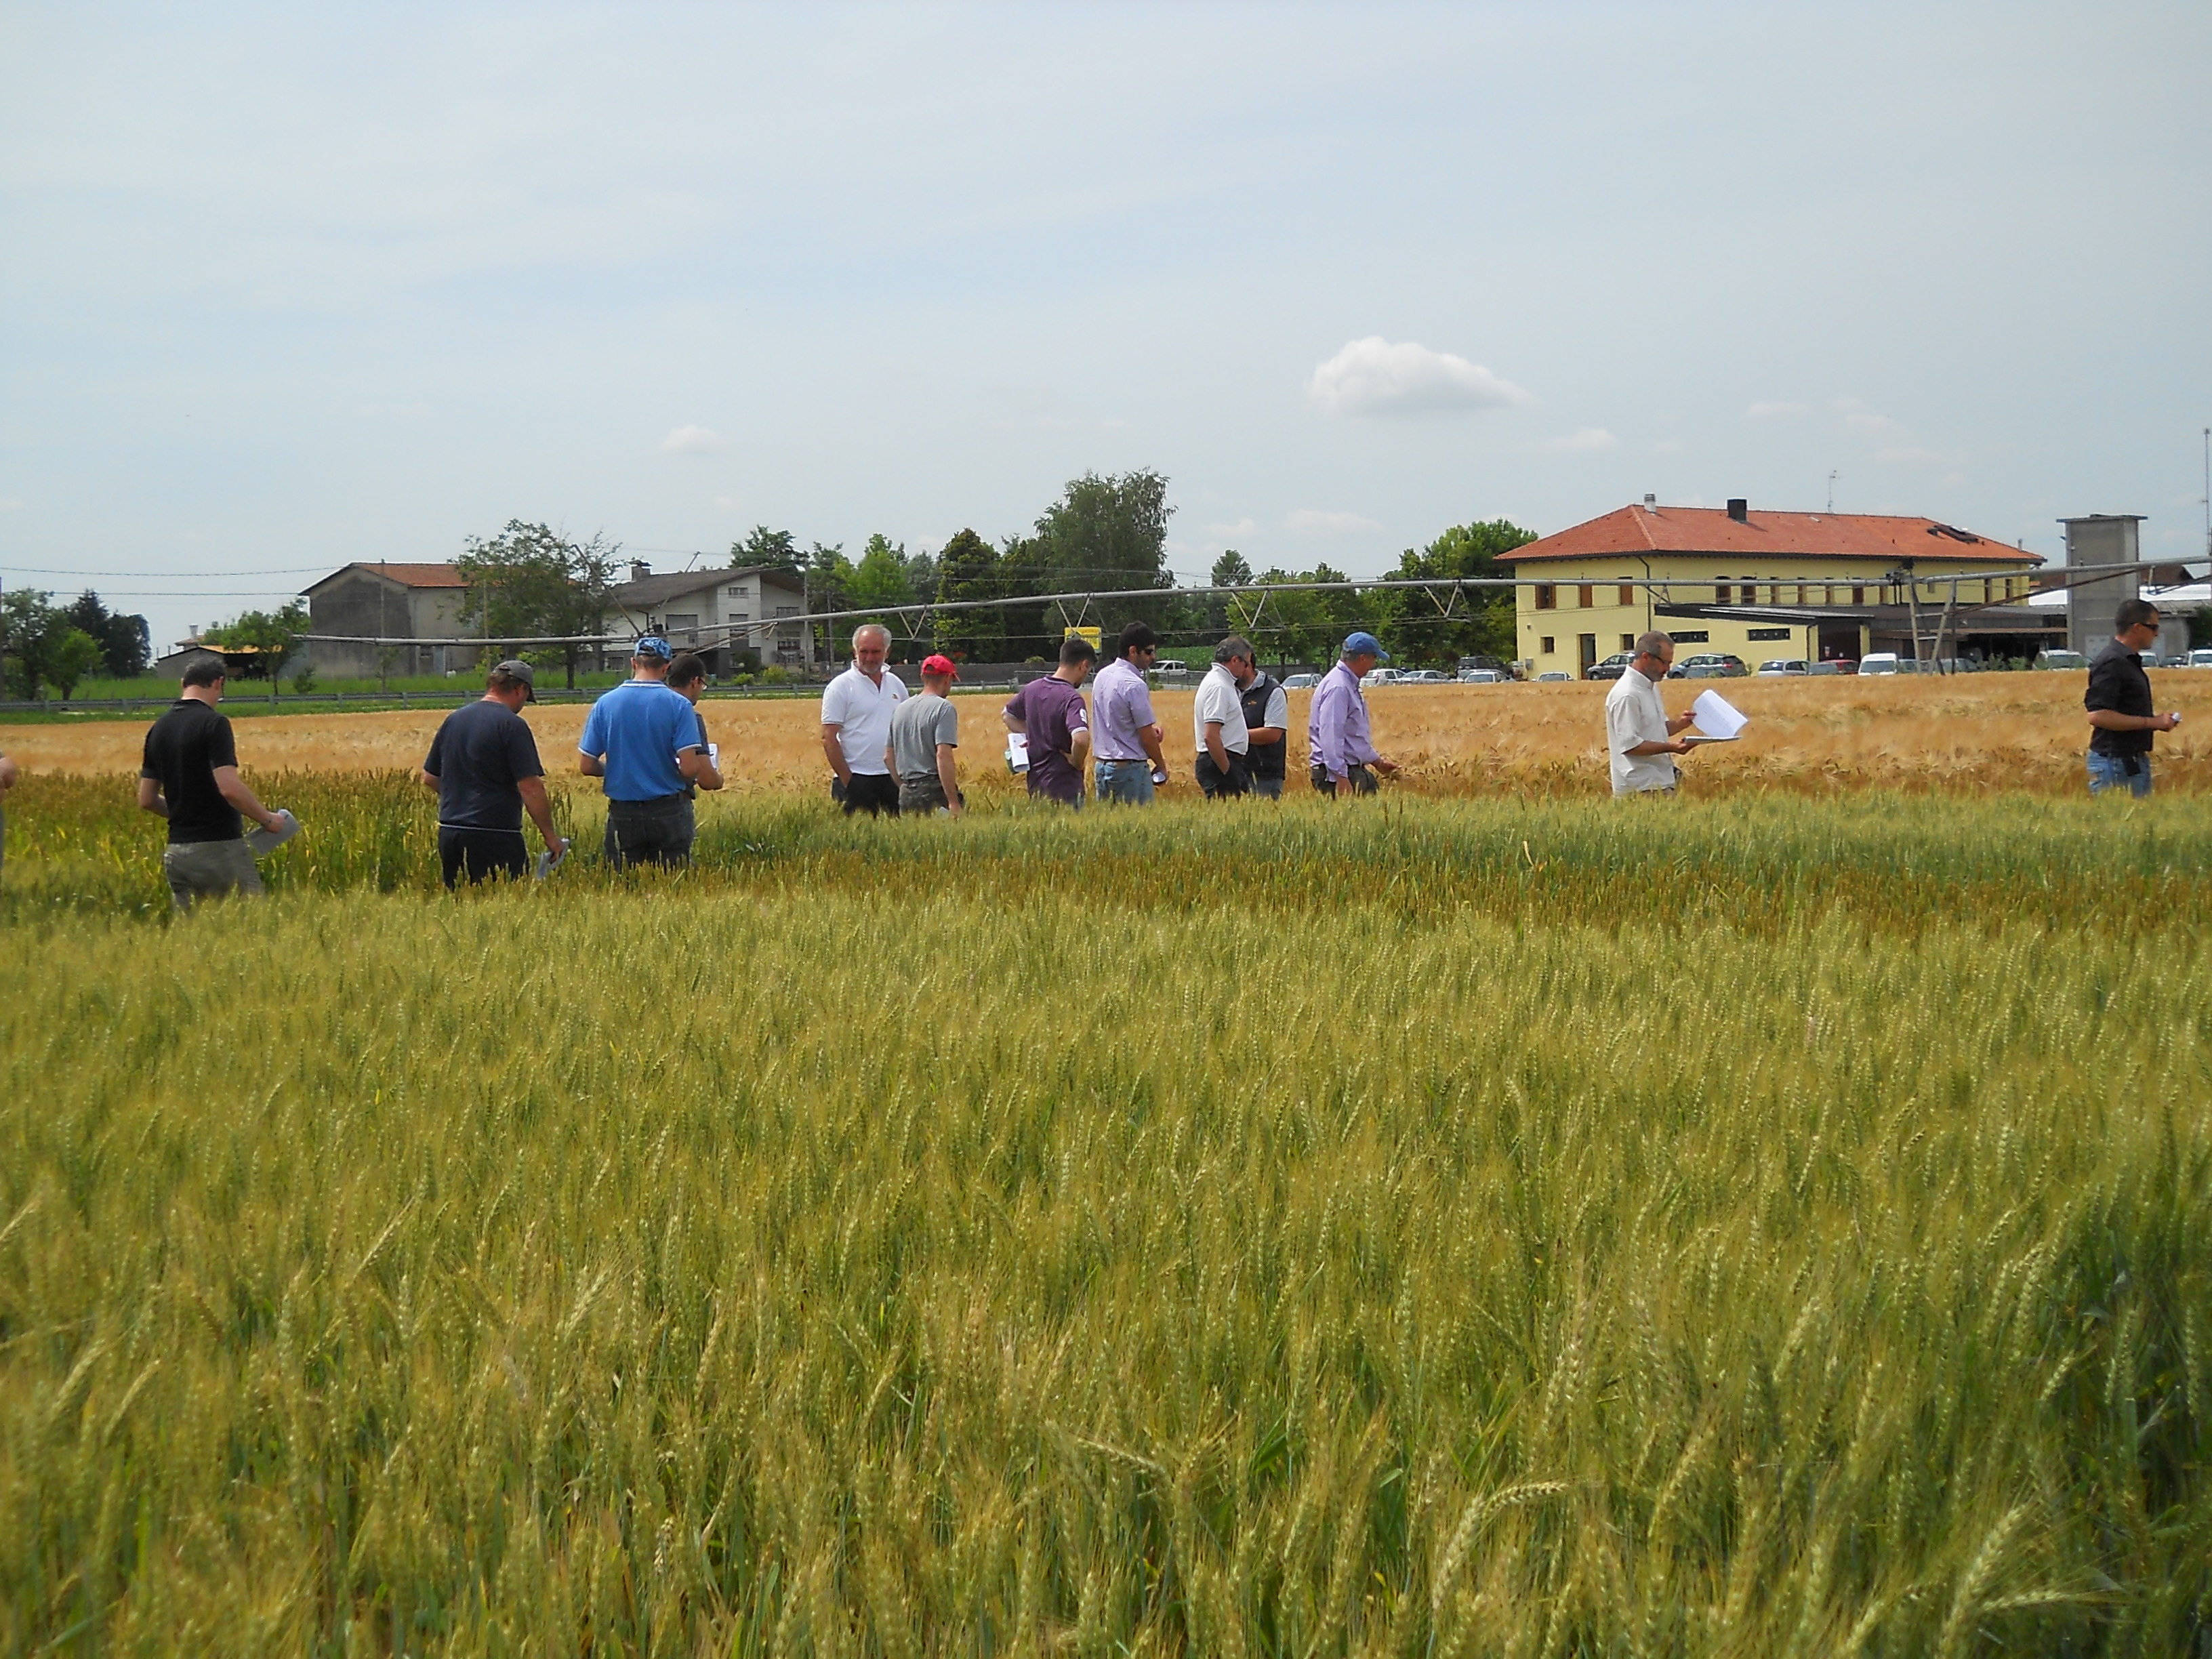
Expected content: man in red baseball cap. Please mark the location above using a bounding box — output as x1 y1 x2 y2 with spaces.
890 653 964 815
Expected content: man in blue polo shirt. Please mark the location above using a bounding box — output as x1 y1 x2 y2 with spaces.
578 636 710 868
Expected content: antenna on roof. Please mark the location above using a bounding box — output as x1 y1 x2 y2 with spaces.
1828 470 1839 514
2201 427 2209 565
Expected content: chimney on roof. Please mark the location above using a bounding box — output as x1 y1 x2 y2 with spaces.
1727 498 1748 523
630 559 651 582
1643 493 1657 509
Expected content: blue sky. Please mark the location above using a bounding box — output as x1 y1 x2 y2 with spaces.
3 2 2207 650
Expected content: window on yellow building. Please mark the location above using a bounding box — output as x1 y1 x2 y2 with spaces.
1578 584 1595 607
1535 584 1556 609
1539 636 1555 655
1716 583 1732 604
1618 583 1635 607
1620 633 1635 651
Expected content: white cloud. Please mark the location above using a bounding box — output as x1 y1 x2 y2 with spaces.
1286 508 1381 536
661 424 727 455
1204 516 1263 537
1746 401 1809 420
1835 398 1910 438
1307 337 1530 417
1546 427 1616 452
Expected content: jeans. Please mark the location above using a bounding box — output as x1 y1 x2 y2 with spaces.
439 826 529 887
163 838 264 909
834 774 901 817
1094 759 1155 805
1250 775 1283 799
2087 752 2152 798
605 795 696 869
1309 762 1378 798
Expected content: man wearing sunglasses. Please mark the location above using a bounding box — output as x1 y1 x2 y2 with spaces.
1091 620 1168 804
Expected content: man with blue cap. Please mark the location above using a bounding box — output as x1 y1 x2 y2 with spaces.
578 634 712 867
1307 631 1400 797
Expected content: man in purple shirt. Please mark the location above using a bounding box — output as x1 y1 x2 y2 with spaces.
1002 634 1096 805
1307 631 1401 798
1090 620 1168 804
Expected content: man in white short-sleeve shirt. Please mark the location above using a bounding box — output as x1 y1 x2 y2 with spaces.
1193 635 1256 798
1605 630 1695 796
821 622 909 815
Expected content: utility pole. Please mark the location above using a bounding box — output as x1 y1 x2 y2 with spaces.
1828 470 1839 514
2201 427 2209 564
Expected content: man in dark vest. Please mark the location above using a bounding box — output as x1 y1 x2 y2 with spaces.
1238 659 1290 798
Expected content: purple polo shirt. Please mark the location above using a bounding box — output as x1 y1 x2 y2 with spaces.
1090 657 1157 762
1004 675 1089 804
1307 661 1380 781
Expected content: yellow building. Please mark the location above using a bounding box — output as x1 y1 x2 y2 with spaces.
1496 499 2047 674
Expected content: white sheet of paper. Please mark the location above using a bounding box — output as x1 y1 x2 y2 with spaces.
1690 689 1749 739
1681 733 1740 745
1005 733 1030 774
245 808 300 855
708 743 720 766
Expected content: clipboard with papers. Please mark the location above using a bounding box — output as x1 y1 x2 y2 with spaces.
1687 689 1749 744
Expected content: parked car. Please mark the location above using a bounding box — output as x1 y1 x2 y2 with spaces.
1454 653 1520 680
1397 668 1452 685
1587 651 1635 681
1859 653 1904 675
1755 659 1809 676
1805 661 1845 676
1456 668 1508 684
1153 660 1191 677
2190 650 2212 670
1667 653 1748 679
1359 668 1400 689
2032 649 2087 672
1534 670 1574 683
1282 672 1319 690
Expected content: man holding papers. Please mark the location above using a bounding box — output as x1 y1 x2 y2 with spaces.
1605 632 1697 797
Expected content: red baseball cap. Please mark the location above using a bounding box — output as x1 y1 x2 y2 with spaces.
921 653 960 678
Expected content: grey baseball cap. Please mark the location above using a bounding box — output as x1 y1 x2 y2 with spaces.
493 659 537 700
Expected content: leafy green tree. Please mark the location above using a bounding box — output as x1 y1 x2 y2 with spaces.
63 591 152 678
45 628 103 700
1210 550 1254 588
204 601 312 697
2 588 61 699
1376 518 1536 665
1029 469 1176 648
932 528 1006 661
456 521 621 688
804 542 857 661
1237 564 1370 665
732 526 801 572
850 534 916 611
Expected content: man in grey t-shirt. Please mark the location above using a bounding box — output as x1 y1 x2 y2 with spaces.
891 654 964 815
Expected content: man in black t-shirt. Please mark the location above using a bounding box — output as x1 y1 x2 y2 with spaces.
138 653 287 909
419 659 569 886
2085 598 2180 798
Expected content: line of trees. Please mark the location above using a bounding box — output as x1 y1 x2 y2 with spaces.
1 589 152 699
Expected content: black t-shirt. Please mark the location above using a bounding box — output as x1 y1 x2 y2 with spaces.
140 699 243 844
424 699 546 832
2085 638 2154 757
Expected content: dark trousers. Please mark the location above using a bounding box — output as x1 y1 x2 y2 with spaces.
1310 762 1378 798
1195 752 1251 798
897 774 955 813
439 826 529 888
834 773 901 817
605 795 695 869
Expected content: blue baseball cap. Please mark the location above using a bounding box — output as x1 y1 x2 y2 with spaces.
1342 631 1390 663
633 635 672 660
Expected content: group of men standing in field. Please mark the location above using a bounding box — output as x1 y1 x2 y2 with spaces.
814 619 1404 817
4 598 2181 909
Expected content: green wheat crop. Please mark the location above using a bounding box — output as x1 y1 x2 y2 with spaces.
2 780 2208 1654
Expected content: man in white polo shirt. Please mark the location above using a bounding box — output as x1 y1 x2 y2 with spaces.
1605 630 1696 797
1193 635 1256 798
821 621 909 815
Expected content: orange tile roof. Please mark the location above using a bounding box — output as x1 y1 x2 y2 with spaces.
354 562 470 587
305 562 470 590
1497 506 2044 566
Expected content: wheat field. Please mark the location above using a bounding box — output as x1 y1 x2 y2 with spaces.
3 777 2209 1654
4 670 2203 796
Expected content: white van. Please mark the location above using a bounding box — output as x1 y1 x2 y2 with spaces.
1859 653 1902 675
2189 649 2212 670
